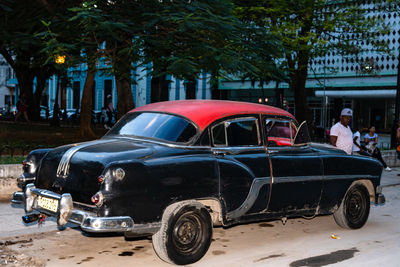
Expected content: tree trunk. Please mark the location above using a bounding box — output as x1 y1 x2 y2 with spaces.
115 72 134 120
292 51 313 136
15 69 35 118
76 67 96 139
32 73 47 121
109 36 135 119
210 74 220 100
151 73 169 103
186 78 196 99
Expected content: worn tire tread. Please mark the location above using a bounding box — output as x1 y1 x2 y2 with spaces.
152 200 211 265
333 184 370 229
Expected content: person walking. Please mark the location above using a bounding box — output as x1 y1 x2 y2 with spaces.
364 126 391 171
104 94 114 129
14 94 30 123
330 108 353 155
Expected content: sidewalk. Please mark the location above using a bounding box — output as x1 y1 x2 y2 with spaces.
380 166 400 188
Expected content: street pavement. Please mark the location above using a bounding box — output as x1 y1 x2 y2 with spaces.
0 168 399 266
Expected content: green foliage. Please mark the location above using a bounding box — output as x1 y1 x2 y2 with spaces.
233 0 393 123
234 0 391 77
0 156 25 164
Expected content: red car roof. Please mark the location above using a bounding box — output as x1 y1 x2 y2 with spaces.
131 100 295 131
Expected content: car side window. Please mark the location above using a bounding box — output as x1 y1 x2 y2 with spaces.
265 119 296 147
212 118 260 147
212 123 227 146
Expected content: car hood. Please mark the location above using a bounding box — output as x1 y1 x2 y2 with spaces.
35 137 154 204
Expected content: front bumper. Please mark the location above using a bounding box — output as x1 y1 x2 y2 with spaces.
21 183 156 234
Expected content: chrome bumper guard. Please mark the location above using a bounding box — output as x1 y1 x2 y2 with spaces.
23 183 134 233
17 174 35 189
12 191 24 204
375 186 385 205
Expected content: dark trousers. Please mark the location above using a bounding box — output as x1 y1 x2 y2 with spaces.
355 148 387 168
106 111 113 127
372 148 387 168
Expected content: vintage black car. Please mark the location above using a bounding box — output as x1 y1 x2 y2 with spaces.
13 100 385 265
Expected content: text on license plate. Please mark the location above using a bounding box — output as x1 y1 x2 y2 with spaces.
37 196 58 213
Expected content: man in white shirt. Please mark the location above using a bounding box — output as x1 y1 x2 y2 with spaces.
330 108 353 155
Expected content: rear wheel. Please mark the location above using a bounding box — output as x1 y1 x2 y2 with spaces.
152 201 212 265
333 184 370 229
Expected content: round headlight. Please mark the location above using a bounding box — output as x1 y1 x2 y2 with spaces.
113 168 125 181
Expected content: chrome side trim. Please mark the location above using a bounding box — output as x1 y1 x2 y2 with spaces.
273 174 380 184
113 136 211 150
227 177 270 219
56 139 117 178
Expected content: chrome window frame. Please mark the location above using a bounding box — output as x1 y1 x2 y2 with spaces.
211 117 261 147
265 118 298 146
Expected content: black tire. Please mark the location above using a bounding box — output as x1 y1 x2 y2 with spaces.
152 201 213 265
333 184 370 229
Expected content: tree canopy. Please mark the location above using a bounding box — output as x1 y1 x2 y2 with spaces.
234 0 391 125
1 0 395 137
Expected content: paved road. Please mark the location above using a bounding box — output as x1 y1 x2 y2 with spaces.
1 169 400 266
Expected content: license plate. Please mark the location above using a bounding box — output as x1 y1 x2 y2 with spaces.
37 196 59 213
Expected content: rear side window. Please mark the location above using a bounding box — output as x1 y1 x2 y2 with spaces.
212 118 260 147
265 119 296 147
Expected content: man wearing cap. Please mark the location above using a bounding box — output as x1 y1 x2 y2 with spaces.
330 108 353 155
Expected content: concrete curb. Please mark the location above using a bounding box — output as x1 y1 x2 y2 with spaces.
0 164 21 202
0 164 20 179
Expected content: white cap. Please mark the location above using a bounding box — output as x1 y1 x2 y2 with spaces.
340 108 352 117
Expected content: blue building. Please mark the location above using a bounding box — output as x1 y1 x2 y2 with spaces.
44 64 212 112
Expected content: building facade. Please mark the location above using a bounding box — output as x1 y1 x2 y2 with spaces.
1 60 212 114
0 55 17 110
220 4 400 133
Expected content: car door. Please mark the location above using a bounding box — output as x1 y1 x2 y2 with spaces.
265 119 324 216
211 116 272 220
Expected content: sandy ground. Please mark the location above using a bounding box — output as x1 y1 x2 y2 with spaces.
0 184 399 267
1 168 400 267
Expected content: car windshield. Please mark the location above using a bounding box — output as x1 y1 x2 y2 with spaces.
106 112 197 143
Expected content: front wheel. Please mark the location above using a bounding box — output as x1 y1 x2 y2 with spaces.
333 184 370 229
152 201 213 265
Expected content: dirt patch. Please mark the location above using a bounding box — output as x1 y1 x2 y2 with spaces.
289 248 359 267
259 223 274 227
118 251 134 256
0 245 45 267
77 256 94 264
0 238 32 246
212 250 226 256
254 253 285 263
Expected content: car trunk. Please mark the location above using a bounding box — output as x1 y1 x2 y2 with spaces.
35 138 153 204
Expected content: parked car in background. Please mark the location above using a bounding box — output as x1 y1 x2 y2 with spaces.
0 106 16 120
13 100 385 265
